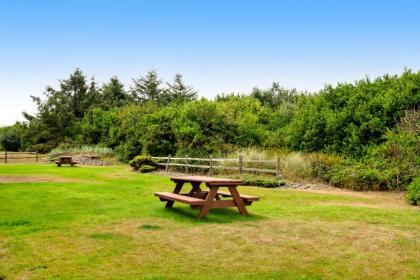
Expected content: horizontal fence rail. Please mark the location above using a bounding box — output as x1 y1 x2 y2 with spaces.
0 151 65 164
152 155 281 178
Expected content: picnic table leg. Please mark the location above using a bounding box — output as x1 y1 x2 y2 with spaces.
165 182 184 208
198 187 219 218
188 182 202 197
228 186 249 216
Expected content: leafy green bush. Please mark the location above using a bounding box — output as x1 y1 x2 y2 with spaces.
328 161 389 191
0 126 22 151
406 178 420 205
139 165 157 173
129 155 156 171
309 152 343 181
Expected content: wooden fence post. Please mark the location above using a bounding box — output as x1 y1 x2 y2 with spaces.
35 151 38 163
5 151 7 164
185 155 188 173
239 155 243 174
209 155 213 176
165 155 171 173
276 156 280 179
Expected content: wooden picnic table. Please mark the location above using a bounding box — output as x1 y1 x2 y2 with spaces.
155 176 259 218
55 156 78 167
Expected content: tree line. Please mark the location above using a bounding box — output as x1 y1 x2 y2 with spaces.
0 69 419 190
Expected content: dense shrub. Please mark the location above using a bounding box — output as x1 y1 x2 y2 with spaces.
406 178 420 205
0 125 23 151
286 70 420 156
328 161 388 191
129 155 157 171
309 153 343 181
139 165 157 173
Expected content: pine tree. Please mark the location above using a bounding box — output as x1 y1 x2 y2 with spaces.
100 77 129 109
131 70 163 104
164 73 198 103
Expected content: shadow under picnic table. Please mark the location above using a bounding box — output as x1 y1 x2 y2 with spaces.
161 206 266 224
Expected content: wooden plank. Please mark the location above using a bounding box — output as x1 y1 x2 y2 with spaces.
239 155 243 174
242 167 277 173
242 159 276 163
155 192 206 206
209 155 213 176
165 181 184 208
228 186 249 216
198 187 219 218
151 156 170 160
188 182 202 196
211 166 238 170
158 163 211 168
165 155 171 172
211 158 238 162
171 176 242 186
210 200 237 208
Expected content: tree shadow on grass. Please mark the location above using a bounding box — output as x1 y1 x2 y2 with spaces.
158 206 266 224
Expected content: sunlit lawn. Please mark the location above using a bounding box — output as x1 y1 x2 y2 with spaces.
0 164 419 279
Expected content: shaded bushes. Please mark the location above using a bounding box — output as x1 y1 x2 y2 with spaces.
139 165 156 173
129 155 157 171
406 178 420 205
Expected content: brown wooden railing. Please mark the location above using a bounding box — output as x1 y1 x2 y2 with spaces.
151 155 281 178
0 151 64 164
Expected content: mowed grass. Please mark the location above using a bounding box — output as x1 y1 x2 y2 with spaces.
0 164 419 280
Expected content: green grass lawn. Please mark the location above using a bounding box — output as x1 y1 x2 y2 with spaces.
0 164 419 280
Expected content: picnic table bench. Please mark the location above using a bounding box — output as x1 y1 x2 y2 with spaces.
155 176 259 218
55 156 78 167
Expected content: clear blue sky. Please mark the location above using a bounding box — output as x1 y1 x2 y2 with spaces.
1 0 419 125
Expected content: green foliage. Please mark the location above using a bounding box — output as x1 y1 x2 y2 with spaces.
286 70 420 156
21 69 98 150
99 77 131 109
309 153 343 181
129 155 156 171
250 82 299 108
10 68 420 191
131 70 164 104
328 161 389 191
0 124 23 151
406 178 420 205
139 164 157 173
164 73 198 104
173 99 233 156
78 108 120 146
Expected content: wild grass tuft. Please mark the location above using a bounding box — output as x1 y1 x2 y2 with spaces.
50 144 114 157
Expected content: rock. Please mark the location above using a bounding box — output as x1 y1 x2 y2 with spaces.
72 155 112 166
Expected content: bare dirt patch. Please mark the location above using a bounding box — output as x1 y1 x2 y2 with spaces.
0 175 79 183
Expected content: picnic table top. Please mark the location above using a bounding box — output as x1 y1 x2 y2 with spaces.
170 175 243 186
59 156 73 159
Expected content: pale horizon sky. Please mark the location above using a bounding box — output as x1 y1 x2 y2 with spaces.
1 0 420 126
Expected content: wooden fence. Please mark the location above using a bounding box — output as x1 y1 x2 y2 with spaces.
151 155 281 178
0 151 63 164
